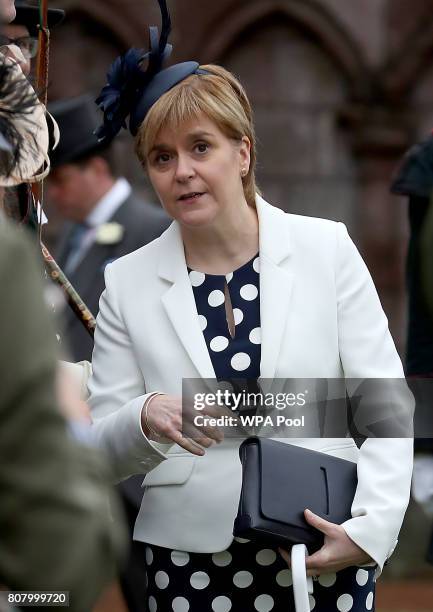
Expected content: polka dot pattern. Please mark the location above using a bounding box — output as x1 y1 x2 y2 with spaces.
275 569 292 587
233 537 250 544
171 550 190 567
188 252 261 382
208 289 225 307
144 541 376 611
240 283 258 301
231 352 251 372
212 596 232 612
256 549 277 566
249 327 261 344
155 570 169 589
337 593 353 611
318 572 337 587
254 594 274 611
146 546 154 566
189 271 205 287
198 315 207 331
148 595 157 612
233 308 244 325
190 571 210 590
172 596 189 612
210 336 229 352
233 570 254 588
212 551 232 567
356 569 369 586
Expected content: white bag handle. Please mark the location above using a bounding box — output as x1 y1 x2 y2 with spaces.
291 544 313 612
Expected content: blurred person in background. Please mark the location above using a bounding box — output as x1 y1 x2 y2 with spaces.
0 57 125 612
0 1 64 77
0 0 15 23
391 136 433 564
48 94 169 612
0 219 126 612
48 94 169 364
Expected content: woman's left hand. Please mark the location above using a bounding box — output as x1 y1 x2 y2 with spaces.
279 509 374 576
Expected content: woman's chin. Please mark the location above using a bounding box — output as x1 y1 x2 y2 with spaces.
177 208 217 228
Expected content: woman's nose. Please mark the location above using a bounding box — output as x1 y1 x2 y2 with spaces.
174 154 195 182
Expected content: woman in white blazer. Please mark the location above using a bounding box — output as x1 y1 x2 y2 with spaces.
90 54 413 612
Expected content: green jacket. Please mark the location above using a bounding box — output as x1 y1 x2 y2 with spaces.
0 221 125 611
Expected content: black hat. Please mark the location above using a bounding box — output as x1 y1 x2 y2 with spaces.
14 1 65 36
48 94 107 168
96 0 208 144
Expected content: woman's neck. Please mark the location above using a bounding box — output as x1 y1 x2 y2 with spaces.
181 202 259 275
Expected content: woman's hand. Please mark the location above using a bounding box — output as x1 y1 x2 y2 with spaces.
141 394 226 456
279 509 374 576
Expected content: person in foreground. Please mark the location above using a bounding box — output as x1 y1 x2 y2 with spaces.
88 5 413 611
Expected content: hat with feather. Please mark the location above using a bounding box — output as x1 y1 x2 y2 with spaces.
0 55 59 186
96 0 208 144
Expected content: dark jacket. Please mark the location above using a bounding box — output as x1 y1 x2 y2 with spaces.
56 192 170 362
0 221 125 610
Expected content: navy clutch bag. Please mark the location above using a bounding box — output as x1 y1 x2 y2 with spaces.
233 437 358 551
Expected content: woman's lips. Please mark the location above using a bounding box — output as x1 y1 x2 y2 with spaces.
178 192 205 204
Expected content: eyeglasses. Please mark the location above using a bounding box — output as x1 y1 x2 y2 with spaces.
0 35 38 59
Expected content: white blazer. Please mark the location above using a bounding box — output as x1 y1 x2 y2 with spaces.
88 195 413 574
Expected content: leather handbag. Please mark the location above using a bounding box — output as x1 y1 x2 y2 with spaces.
233 437 358 612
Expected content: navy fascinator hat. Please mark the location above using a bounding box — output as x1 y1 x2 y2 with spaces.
95 0 208 144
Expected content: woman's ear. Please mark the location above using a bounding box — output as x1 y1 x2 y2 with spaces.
239 136 251 174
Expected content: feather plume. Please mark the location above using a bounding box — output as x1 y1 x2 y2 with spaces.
96 0 173 143
0 59 41 180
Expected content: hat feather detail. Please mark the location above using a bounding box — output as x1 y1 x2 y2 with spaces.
95 0 172 143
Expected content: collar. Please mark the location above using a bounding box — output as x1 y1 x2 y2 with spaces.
157 194 292 284
85 178 131 228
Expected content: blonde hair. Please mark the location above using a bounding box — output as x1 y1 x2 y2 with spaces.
135 64 260 207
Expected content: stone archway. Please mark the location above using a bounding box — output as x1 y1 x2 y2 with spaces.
189 0 369 101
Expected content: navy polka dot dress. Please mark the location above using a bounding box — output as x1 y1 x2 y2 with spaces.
143 253 376 611
188 253 261 384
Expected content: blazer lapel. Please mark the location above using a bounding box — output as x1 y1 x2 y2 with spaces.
256 196 294 380
157 197 293 382
158 223 216 379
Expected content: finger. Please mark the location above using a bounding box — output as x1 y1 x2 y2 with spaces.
304 508 335 536
184 422 223 445
305 552 323 569
305 547 332 573
195 421 225 443
169 430 206 456
182 409 225 442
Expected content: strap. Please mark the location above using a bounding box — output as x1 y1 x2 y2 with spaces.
291 544 314 612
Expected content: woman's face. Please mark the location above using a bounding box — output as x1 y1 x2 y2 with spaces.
146 113 250 228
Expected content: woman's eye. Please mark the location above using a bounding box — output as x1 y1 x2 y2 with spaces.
155 153 171 164
195 143 209 154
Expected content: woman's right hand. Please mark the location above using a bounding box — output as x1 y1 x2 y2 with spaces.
141 394 225 456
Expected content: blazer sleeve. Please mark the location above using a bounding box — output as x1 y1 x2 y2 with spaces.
88 263 173 480
334 222 413 574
